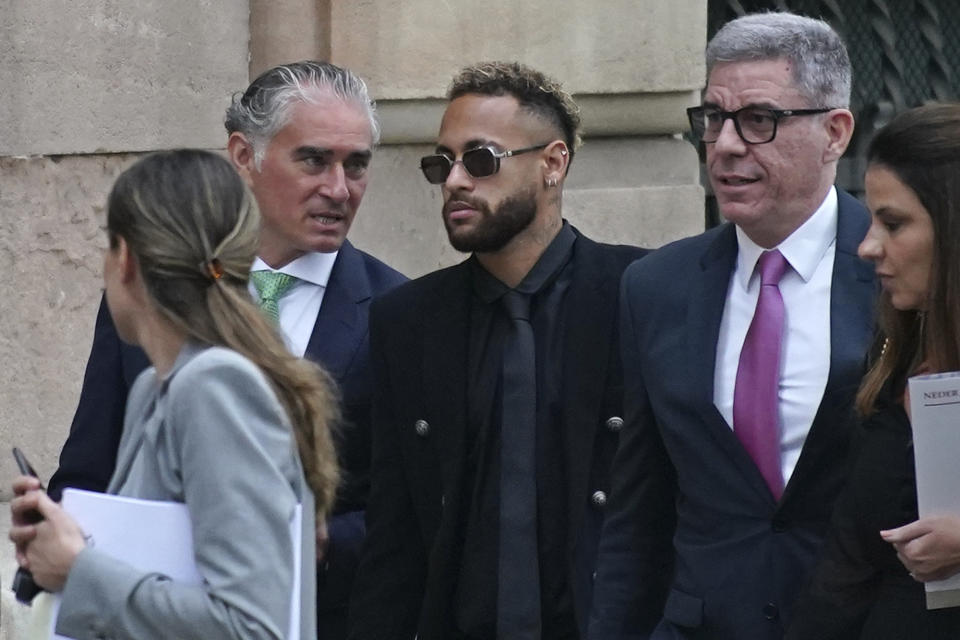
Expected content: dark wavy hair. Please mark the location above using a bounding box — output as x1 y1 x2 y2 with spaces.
856 103 960 414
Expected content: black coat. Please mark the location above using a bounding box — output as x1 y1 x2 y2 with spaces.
349 229 647 640
787 390 960 639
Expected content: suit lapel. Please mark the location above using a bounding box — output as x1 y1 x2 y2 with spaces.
687 226 735 416
305 241 368 379
783 191 874 502
690 225 780 503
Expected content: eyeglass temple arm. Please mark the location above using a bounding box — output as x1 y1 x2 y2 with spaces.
501 143 551 158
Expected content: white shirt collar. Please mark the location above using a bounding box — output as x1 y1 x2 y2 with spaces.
734 186 838 291
250 250 339 288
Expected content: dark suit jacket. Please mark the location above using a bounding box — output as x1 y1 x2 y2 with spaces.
588 190 876 640
49 239 406 640
349 229 648 640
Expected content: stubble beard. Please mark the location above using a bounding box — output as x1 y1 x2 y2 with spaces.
444 186 538 253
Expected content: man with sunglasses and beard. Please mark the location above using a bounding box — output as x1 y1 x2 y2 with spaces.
349 62 649 640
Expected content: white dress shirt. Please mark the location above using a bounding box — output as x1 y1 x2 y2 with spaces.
249 251 338 357
714 187 838 486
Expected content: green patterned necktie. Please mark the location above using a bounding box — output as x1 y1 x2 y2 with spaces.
250 271 299 323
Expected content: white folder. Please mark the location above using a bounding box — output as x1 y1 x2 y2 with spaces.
908 371 960 609
45 488 301 639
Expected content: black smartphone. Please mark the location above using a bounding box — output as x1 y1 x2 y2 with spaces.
12 447 44 489
10 447 46 603
12 448 44 524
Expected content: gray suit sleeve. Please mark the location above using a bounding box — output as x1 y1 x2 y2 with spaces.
56 351 303 640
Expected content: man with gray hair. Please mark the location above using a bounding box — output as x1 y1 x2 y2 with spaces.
49 60 406 640
589 13 875 639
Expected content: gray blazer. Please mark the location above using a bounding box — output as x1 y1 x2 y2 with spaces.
55 342 316 640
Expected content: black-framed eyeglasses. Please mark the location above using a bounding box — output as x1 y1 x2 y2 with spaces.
686 105 836 145
419 143 550 184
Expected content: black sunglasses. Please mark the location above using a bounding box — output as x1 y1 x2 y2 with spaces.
420 143 550 184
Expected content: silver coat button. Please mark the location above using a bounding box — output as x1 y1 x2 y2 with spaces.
414 419 430 437
591 490 607 507
605 416 624 432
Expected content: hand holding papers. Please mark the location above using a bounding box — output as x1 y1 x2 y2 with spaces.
906 372 960 609
881 515 960 582
47 489 301 640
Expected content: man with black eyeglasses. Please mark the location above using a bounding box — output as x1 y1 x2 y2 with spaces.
589 12 876 640
349 61 647 640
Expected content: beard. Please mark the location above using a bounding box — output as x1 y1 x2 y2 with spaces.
443 186 538 253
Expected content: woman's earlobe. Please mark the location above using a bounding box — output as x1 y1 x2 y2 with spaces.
117 238 138 283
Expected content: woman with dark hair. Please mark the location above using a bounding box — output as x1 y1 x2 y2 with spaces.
9 150 339 639
787 103 960 638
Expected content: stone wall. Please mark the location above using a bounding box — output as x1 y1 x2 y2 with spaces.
0 0 249 634
1 2 707 636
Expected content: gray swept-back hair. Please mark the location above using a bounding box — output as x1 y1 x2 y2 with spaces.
706 12 852 109
224 60 380 167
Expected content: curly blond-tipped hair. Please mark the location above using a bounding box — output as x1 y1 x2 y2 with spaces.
449 61 582 158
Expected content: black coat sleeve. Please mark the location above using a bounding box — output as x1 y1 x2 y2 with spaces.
48 297 148 501
785 409 911 640
588 265 677 639
348 295 427 639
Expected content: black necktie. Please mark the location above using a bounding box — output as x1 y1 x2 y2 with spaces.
497 290 541 639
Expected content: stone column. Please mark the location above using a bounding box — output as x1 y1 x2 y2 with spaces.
0 2 249 637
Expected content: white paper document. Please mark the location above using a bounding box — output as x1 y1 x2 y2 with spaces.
47 488 301 639
908 371 960 609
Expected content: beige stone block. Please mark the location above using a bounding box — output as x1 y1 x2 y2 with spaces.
250 0 330 77
0 1 249 156
564 185 705 249
331 0 706 98
377 91 700 144
577 91 701 138
566 136 701 190
563 136 707 247
0 155 140 500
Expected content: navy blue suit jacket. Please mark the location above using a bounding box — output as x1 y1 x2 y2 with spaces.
588 190 876 640
49 239 406 639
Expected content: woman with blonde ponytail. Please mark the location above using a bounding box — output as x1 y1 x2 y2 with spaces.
9 149 339 639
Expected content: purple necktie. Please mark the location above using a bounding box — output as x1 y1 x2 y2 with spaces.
734 249 789 500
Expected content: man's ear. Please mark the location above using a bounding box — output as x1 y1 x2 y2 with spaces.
542 140 570 187
823 108 855 163
227 131 257 185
